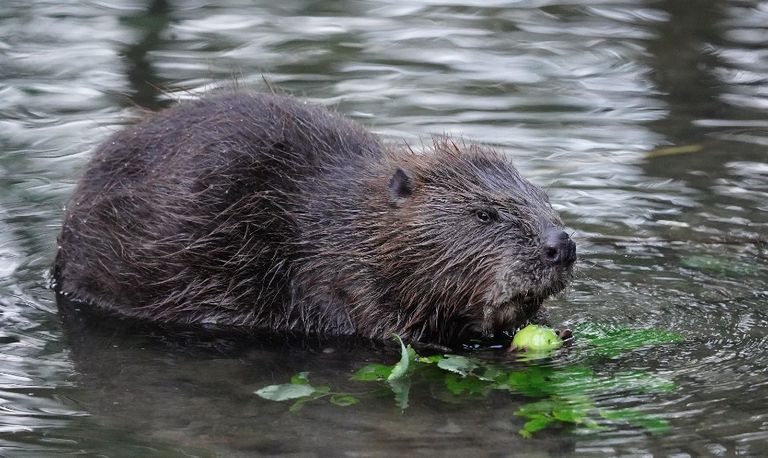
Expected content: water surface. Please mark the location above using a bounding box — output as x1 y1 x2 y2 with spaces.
0 0 766 456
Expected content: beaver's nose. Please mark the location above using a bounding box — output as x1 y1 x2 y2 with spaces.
542 229 576 266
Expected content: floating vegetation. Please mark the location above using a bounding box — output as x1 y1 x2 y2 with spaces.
680 255 759 277
256 326 683 437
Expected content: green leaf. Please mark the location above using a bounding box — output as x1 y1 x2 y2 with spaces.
519 415 555 438
417 355 444 364
443 374 465 396
681 255 758 276
387 335 417 381
477 366 506 382
581 419 603 430
290 372 310 385
437 355 478 376
504 367 557 397
288 397 312 412
443 372 492 397
352 364 393 381
255 383 317 401
552 407 586 424
630 417 670 435
599 408 670 435
514 397 597 437
329 394 359 407
312 385 331 395
515 399 555 417
574 323 684 357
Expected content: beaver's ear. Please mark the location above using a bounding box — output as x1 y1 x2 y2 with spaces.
388 168 413 202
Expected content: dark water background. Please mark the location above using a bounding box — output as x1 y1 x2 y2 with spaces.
1 0 767 456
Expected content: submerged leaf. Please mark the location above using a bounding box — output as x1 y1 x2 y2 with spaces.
514 399 555 417
329 394 359 407
353 364 393 381
443 373 492 397
255 384 317 401
552 407 586 424
477 366 506 382
437 355 478 376
681 255 758 276
291 372 311 385
255 325 680 439
289 397 312 412
575 323 683 357
312 385 332 395
600 409 670 435
417 355 445 364
520 416 555 438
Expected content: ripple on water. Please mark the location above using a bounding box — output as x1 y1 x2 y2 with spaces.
0 0 767 455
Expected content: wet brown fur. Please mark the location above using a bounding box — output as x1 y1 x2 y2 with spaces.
55 93 573 346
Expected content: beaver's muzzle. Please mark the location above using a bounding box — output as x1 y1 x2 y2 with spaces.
541 229 576 266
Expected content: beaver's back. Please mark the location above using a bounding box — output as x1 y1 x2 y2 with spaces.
56 93 382 325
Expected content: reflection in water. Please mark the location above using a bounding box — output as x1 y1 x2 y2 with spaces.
643 0 767 181
646 0 726 143
59 298 577 456
0 0 766 455
121 0 174 110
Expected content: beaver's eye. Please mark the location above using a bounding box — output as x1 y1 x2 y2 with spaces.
475 209 494 223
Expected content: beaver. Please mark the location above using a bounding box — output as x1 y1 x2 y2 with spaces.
54 93 576 347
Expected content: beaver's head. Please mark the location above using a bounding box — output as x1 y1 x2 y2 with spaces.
378 139 575 344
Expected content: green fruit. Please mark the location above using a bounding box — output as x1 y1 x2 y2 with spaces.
511 325 563 352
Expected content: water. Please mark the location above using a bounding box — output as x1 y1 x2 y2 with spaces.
1 0 767 455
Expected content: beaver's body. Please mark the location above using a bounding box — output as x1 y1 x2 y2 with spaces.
55 93 575 346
